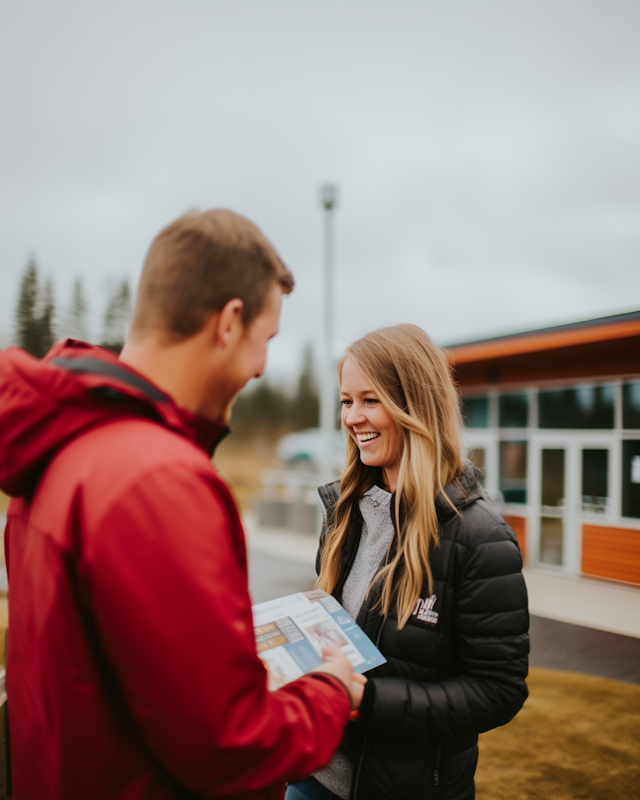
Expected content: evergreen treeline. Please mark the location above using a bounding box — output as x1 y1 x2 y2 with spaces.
13 257 131 357
12 258 320 437
227 344 319 438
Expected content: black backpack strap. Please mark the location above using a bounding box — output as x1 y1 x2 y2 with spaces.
51 357 169 403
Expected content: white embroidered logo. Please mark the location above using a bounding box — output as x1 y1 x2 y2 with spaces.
412 594 439 625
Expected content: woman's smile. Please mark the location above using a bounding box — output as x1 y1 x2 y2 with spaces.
355 431 381 445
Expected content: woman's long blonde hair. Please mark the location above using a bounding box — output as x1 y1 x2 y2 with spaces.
316 324 464 629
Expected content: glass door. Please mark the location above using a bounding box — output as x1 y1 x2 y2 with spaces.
535 441 612 574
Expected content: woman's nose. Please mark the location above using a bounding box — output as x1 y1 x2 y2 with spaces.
344 404 366 426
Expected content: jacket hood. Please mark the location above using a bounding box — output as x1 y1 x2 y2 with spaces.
0 340 227 497
435 461 488 517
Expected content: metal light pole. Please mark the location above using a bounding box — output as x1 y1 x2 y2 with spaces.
319 184 338 483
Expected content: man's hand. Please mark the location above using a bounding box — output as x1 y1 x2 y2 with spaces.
350 672 367 709
311 646 356 705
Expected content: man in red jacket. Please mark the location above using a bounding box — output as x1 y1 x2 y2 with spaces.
1 210 356 800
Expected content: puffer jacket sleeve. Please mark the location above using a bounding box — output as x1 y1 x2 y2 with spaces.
361 520 529 744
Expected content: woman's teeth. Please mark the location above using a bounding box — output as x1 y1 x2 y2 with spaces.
356 432 380 442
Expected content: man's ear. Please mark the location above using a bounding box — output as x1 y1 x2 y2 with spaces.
209 298 244 348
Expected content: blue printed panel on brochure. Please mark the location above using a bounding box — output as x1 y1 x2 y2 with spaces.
319 596 386 673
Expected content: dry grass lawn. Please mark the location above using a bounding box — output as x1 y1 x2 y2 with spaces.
477 667 640 799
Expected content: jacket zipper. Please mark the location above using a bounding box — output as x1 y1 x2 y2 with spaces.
351 618 386 800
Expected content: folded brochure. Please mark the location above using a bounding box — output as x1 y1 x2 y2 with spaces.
252 590 386 691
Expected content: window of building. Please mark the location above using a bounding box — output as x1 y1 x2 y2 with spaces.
622 441 640 519
499 441 527 503
540 449 565 566
461 396 489 428
582 449 609 514
538 384 615 429
541 449 565 508
623 382 640 430
499 393 529 428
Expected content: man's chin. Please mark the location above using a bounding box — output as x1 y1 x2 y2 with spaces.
221 394 241 425
196 399 233 425
200 382 243 425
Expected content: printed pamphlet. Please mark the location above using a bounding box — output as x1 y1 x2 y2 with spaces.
252 590 386 691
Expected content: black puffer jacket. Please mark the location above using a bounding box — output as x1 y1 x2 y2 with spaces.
316 464 529 800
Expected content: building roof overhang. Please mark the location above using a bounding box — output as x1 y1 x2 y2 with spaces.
446 310 640 364
446 310 640 387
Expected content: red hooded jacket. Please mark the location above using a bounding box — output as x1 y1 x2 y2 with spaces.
0 341 350 800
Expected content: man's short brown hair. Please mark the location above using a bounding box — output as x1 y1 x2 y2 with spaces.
130 209 294 342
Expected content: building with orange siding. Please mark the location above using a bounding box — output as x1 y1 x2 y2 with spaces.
447 309 640 589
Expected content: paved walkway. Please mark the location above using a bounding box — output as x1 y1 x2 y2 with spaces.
523 567 640 639
529 615 640 685
245 515 640 685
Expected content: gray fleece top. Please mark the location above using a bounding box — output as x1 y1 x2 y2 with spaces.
313 486 394 800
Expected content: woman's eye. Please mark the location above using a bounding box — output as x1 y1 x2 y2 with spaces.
340 399 352 406
365 398 379 406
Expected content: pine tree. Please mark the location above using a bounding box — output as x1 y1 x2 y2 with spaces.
291 344 319 430
15 257 39 355
62 278 88 341
38 278 55 355
14 257 56 358
101 279 132 354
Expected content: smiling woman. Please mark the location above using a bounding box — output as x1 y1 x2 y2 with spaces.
287 324 529 800
321 325 466 627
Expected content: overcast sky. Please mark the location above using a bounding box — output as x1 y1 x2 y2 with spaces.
1 0 639 381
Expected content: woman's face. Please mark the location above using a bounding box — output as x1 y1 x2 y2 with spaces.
340 358 402 482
